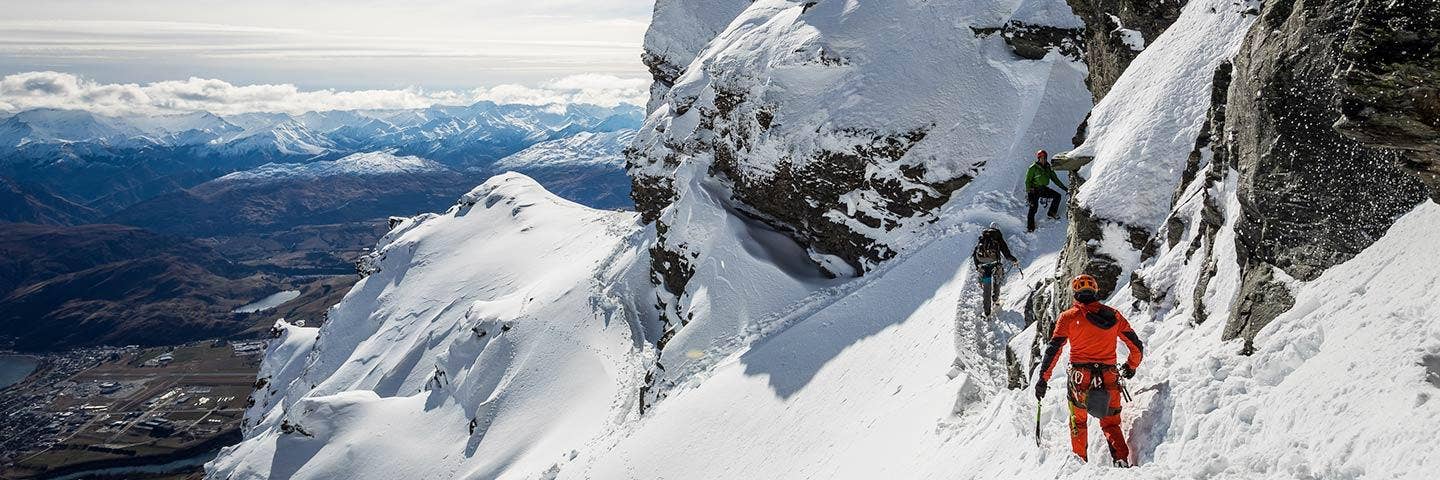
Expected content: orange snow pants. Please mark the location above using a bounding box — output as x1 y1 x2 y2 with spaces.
1066 363 1129 463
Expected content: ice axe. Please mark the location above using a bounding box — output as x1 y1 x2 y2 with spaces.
1034 399 1042 448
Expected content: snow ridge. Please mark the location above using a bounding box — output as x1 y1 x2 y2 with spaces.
209 173 651 479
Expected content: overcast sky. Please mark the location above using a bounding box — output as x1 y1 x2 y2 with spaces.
0 0 655 113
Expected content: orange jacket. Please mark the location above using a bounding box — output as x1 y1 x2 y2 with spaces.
1039 301 1143 382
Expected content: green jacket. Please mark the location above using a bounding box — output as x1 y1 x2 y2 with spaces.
1025 162 1065 191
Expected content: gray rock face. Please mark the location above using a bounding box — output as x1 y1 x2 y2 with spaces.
1332 0 1440 202
709 124 969 274
1221 0 1429 351
1064 0 1186 102
1185 62 1235 328
1055 205 1149 301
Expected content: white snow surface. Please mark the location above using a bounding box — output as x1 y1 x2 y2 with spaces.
215 151 449 182
642 0 753 110
209 173 652 479
493 130 636 169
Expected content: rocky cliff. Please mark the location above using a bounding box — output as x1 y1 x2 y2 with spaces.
629 0 1091 406
1333 0 1440 202
1044 0 1435 355
1218 0 1430 351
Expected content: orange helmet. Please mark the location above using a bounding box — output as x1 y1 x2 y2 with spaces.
1071 274 1099 293
1036 149 1048 160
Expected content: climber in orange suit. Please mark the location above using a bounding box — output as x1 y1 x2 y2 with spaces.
1035 274 1144 467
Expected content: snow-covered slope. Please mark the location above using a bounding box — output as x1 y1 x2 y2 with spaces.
211 119 336 157
1068 0 1255 228
209 173 652 479
0 108 142 147
210 0 1440 478
215 151 450 183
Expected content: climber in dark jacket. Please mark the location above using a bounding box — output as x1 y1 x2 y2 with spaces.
972 223 1019 317
1025 150 1068 232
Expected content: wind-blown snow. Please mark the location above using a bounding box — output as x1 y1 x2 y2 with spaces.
216 151 449 182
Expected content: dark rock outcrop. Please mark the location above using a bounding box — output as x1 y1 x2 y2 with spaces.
1185 62 1236 326
709 125 968 274
1054 205 1149 302
1064 0 1186 101
971 22 1084 61
1220 0 1429 351
1332 0 1440 202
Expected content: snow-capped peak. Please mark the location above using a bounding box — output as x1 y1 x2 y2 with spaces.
493 130 636 170
216 151 449 183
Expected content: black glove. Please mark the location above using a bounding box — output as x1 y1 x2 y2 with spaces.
1119 365 1135 379
1034 381 1048 400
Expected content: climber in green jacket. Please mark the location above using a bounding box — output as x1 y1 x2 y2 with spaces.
1025 150 1068 232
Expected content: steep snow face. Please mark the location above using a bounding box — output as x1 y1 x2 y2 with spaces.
1068 0 1256 228
215 151 450 183
1043 0 1259 304
494 130 636 169
549 193 1440 480
631 0 1091 407
209 173 653 479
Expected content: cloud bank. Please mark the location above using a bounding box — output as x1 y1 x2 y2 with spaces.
0 71 650 116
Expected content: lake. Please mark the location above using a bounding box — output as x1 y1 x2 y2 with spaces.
0 354 40 390
232 290 301 313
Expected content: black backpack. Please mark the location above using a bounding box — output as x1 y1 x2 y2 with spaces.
974 229 1003 263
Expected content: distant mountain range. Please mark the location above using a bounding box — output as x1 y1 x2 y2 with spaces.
494 130 637 209
0 102 642 352
105 151 474 238
0 102 642 222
